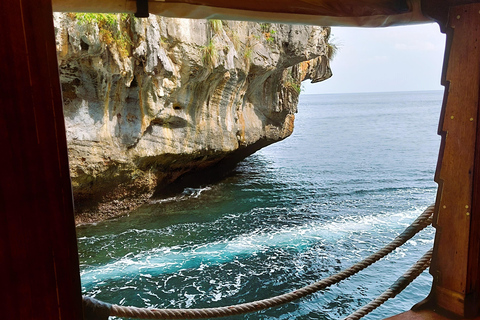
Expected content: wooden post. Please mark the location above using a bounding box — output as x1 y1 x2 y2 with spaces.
0 0 84 319
429 2 480 317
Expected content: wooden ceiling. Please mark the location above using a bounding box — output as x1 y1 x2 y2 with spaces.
52 0 431 27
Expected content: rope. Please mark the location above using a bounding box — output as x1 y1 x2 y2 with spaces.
342 248 433 320
84 204 435 320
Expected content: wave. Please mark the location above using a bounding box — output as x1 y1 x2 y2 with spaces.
149 186 212 204
80 206 433 290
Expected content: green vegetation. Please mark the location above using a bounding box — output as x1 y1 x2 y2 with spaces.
287 82 302 94
208 19 223 35
75 13 133 57
284 70 301 94
160 36 168 48
326 42 339 59
244 47 253 59
76 13 119 26
226 29 241 51
260 23 271 33
244 46 253 61
202 40 218 67
326 33 340 60
265 30 276 42
260 22 276 42
243 35 260 65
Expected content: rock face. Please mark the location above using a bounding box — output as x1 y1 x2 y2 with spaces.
53 13 332 223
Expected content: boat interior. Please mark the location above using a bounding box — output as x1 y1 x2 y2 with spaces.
2 0 480 319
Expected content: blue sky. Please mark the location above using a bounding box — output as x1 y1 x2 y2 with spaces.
303 23 447 94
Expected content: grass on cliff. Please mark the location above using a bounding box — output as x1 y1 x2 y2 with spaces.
208 19 223 35
202 40 218 67
260 22 276 42
327 42 339 59
326 33 340 60
75 13 133 57
284 69 302 94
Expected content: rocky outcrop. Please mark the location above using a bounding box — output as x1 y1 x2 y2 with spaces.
53 13 332 223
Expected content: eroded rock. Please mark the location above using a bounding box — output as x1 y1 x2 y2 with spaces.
53 14 332 223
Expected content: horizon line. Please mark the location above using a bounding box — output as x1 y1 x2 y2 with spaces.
300 88 444 95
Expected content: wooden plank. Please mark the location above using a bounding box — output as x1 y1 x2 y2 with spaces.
386 309 480 320
430 2 480 317
387 309 456 320
467 9 480 315
0 0 83 319
53 0 411 17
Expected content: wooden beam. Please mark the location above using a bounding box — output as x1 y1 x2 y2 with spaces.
52 0 413 16
0 0 83 319
51 0 431 27
429 2 480 318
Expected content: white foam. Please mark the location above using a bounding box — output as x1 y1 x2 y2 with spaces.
81 206 432 288
149 186 212 204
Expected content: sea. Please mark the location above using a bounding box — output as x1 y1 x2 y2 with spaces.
76 90 443 319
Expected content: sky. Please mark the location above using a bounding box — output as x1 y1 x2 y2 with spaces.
302 23 447 94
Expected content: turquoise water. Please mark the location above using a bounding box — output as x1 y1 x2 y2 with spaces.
77 90 442 319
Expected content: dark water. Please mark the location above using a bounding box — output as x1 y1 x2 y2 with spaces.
77 90 442 319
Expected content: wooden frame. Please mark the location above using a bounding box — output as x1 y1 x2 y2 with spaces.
0 0 83 319
3 0 480 319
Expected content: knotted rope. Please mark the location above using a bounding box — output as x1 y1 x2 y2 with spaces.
83 204 435 320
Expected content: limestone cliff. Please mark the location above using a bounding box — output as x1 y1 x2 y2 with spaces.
53 13 332 223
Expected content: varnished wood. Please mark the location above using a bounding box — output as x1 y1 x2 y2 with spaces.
165 0 410 17
422 0 480 27
54 0 412 17
467 10 480 315
53 0 431 28
0 0 83 319
387 309 480 320
1 1 480 320
429 2 480 318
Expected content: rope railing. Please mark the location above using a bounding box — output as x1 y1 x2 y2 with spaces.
83 204 435 320
342 248 433 320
